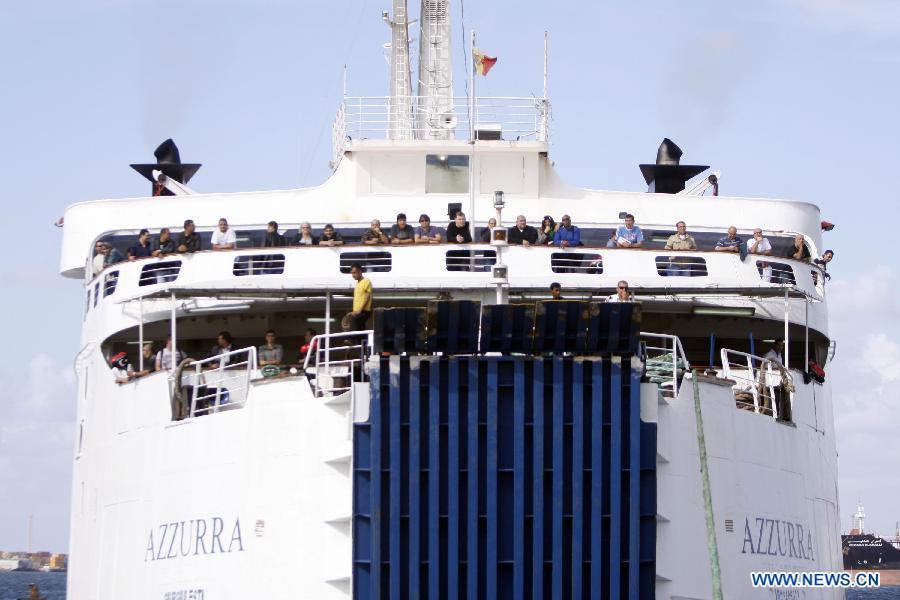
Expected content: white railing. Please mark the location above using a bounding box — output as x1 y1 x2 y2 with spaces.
640 332 690 399
720 348 793 420
331 95 551 161
303 331 373 399
184 346 257 417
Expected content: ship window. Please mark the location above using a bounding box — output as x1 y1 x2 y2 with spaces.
85 289 91 317
93 282 100 307
426 154 469 193
233 254 285 276
655 256 708 276
339 252 391 273
756 260 795 285
139 261 182 286
551 253 603 274
103 271 119 297
445 249 496 272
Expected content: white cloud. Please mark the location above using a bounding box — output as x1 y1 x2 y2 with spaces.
828 266 900 536
0 353 76 552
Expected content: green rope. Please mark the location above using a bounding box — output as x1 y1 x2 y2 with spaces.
692 372 724 600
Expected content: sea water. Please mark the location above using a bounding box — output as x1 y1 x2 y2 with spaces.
2 569 899 599
0 571 66 600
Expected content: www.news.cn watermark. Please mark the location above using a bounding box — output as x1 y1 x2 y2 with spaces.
751 571 880 588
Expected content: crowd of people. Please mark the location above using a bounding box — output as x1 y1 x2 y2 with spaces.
93 213 833 275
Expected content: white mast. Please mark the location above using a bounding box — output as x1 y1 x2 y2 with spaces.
385 0 414 140
416 0 455 139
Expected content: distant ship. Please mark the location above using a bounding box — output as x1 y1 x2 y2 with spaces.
843 502 900 570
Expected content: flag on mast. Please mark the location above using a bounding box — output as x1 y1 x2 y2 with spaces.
473 48 497 76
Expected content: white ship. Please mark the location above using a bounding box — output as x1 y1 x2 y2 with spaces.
59 2 843 598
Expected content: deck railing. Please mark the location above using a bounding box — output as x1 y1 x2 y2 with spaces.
640 332 690 399
184 346 257 417
720 348 793 420
303 331 373 399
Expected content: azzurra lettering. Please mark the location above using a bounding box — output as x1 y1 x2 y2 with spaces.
145 517 244 562
741 517 814 561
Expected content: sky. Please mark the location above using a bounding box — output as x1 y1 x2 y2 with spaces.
0 0 898 554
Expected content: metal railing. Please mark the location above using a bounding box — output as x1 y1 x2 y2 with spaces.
303 331 373 399
445 248 497 272
755 260 795 285
720 348 793 420
184 346 257 417
550 252 603 274
655 255 708 277
233 254 285 276
331 95 550 165
138 260 181 286
640 332 690 399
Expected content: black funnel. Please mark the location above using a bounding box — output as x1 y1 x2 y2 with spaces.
130 139 201 196
639 138 708 194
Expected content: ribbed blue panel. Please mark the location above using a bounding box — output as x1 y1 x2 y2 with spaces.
353 356 657 600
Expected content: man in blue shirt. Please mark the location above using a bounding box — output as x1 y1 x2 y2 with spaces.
607 213 643 248
715 226 742 253
553 214 582 247
128 229 153 260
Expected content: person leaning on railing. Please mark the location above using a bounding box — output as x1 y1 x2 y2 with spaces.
606 213 641 248
152 228 176 257
447 212 473 243
176 219 201 253
607 280 634 303
791 233 811 262
664 221 698 275
318 223 344 246
211 217 236 250
538 215 559 245
414 214 444 244
554 214 582 248
361 219 389 245
479 218 496 243
508 215 539 245
389 213 415 245
748 228 774 281
293 222 319 246
127 229 153 260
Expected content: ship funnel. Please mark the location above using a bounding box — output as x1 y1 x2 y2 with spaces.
639 138 708 194
130 138 201 196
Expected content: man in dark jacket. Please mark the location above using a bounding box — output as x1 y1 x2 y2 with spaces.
507 215 538 245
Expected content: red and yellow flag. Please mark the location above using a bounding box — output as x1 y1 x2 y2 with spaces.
473 48 497 76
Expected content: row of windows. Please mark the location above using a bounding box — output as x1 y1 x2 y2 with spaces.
85 251 800 317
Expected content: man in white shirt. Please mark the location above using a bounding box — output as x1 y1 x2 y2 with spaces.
749 228 773 281
211 218 237 250
92 241 106 275
763 339 785 365
155 336 185 371
607 280 633 302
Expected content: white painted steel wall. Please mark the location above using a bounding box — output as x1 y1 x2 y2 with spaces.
67 347 355 599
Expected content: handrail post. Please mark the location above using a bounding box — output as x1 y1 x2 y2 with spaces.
191 363 199 418
671 336 678 396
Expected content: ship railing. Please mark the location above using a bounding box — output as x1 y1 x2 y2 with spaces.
303 330 374 399
640 332 690 399
720 348 793 420
184 346 257 418
331 95 551 163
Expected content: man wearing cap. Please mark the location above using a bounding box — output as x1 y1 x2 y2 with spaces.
110 352 134 384
414 214 444 244
389 213 415 245
550 282 563 300
508 215 538 245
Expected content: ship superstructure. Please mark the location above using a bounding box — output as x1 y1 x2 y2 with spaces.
61 3 843 599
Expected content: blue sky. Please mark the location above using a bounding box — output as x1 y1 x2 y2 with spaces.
1 0 898 553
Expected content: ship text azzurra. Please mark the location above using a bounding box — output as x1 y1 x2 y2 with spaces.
145 516 244 561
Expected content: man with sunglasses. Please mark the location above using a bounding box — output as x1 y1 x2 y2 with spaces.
553 214 582 248
414 214 444 244
607 280 633 303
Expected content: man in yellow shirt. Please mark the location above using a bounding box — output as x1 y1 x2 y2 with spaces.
348 263 372 330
